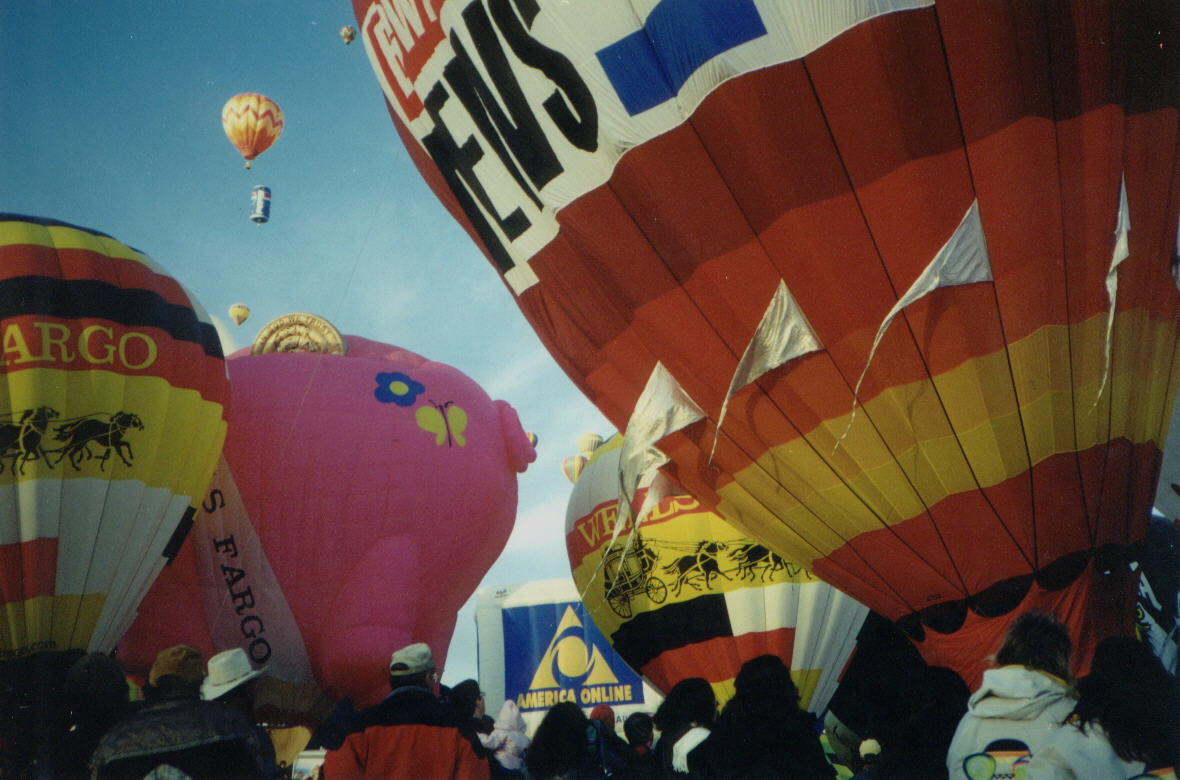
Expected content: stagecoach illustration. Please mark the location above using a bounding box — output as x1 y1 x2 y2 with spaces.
599 535 805 618
601 536 667 618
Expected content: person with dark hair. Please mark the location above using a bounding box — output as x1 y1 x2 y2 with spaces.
625 712 654 755
50 652 140 779
320 643 489 779
624 711 658 778
523 700 630 779
652 677 716 777
851 664 969 779
451 679 495 735
689 654 835 779
1025 636 1178 778
946 611 1077 780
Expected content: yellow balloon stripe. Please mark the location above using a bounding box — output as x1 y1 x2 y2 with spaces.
715 311 1178 564
0 220 147 266
0 593 104 661
0 367 226 498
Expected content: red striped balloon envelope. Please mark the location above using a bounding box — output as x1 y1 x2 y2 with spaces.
352 0 1180 685
566 435 867 712
0 215 229 658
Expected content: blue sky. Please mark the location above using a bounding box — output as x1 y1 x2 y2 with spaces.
1 1 611 684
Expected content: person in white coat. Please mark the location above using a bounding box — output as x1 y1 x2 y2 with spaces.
946 611 1077 780
1026 636 1177 779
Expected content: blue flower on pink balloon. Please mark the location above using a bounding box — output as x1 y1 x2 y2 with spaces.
375 372 424 407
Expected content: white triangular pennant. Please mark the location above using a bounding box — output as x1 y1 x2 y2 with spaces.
711 281 822 461
835 199 993 451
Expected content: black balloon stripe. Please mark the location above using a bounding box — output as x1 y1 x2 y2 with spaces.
0 276 223 359
609 594 731 669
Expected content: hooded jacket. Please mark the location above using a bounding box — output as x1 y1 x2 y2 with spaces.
480 700 531 772
1025 721 1146 779
946 666 1076 780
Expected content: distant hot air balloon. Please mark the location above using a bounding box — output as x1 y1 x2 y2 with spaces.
340 25 356 45
221 93 283 169
576 432 604 458
121 314 537 708
353 0 1180 687
567 435 868 711
229 303 251 327
561 454 587 484
0 215 230 660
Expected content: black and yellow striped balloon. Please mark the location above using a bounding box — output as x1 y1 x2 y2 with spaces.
0 215 229 659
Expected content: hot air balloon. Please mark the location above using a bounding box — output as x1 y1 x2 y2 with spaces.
229 303 250 327
351 0 1180 687
567 435 867 711
0 215 230 771
120 313 537 709
576 432 604 458
562 454 587 484
0 215 230 658
221 93 283 169
340 25 356 45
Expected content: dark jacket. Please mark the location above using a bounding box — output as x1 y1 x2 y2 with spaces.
690 709 835 780
321 685 489 779
90 698 265 780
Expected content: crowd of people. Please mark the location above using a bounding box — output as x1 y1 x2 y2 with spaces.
7 610 1179 779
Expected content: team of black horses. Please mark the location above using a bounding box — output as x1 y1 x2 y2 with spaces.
0 406 144 475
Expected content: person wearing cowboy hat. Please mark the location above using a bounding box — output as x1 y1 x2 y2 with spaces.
91 645 267 779
203 648 282 779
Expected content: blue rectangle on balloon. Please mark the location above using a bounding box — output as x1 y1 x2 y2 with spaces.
596 0 767 116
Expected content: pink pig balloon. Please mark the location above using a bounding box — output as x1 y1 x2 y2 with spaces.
120 329 535 708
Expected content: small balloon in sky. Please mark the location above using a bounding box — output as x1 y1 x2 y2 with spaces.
340 25 356 45
576 432 603 458
561 454 586 484
221 93 283 169
229 303 250 327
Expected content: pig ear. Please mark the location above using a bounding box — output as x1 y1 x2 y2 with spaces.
496 400 536 473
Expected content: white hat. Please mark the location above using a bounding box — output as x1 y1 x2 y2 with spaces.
201 648 267 700
389 643 434 676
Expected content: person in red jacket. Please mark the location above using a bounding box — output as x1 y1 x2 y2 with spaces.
322 643 489 780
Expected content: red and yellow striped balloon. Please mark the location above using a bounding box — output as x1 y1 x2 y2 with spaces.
353 0 1180 686
221 92 284 168
0 215 229 658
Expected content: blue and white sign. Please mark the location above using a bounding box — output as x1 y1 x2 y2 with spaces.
477 579 661 733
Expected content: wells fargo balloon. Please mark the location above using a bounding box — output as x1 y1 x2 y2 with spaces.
566 435 867 711
0 215 229 658
120 314 536 708
228 303 250 326
352 0 1180 685
221 93 283 168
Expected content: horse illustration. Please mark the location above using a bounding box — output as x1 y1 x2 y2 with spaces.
662 540 730 596
52 411 144 471
0 406 60 475
732 542 791 581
